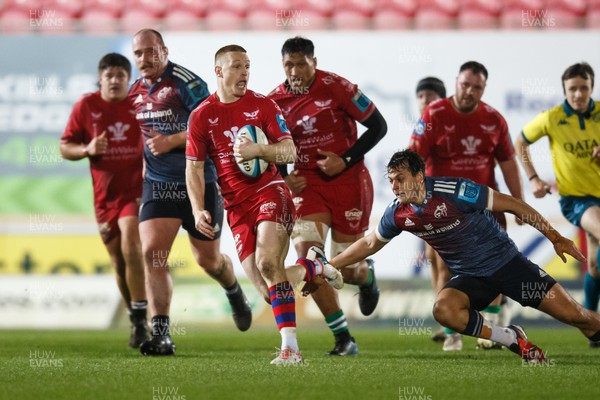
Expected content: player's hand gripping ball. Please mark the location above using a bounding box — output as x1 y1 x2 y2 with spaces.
235 125 269 178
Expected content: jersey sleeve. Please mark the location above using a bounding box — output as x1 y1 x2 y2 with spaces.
376 201 402 242
176 74 210 112
338 78 376 123
185 110 208 162
408 108 434 160
494 114 516 162
262 99 292 142
453 178 490 212
521 110 549 144
61 98 86 145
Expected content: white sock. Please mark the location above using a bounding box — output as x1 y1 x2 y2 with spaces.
280 327 299 351
489 324 517 347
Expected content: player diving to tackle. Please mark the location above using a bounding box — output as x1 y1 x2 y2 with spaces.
317 149 600 363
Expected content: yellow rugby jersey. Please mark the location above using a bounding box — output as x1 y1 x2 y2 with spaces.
521 100 600 197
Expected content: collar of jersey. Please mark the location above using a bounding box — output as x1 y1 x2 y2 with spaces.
410 178 432 215
562 98 595 118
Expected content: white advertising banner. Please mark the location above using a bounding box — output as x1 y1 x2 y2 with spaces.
0 276 121 329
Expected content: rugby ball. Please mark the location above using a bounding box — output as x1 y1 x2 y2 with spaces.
235 125 269 178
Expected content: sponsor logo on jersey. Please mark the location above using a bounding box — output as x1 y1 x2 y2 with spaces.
314 99 332 108
91 112 102 120
157 86 173 99
345 208 363 221
233 233 242 256
443 124 455 133
461 135 481 155
322 76 335 85
479 124 496 133
297 115 318 134
107 122 130 142
352 89 371 113
243 110 259 119
434 203 448 219
276 114 290 134
146 103 152 110
209 117 219 126
413 119 426 137
259 202 277 215
558 119 568 125
134 94 144 103
404 218 415 226
458 181 481 203
424 223 433 230
539 268 548 278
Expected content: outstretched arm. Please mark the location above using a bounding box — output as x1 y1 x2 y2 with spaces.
490 190 586 263
329 230 387 270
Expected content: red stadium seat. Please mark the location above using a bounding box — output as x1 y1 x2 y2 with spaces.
331 0 374 29
414 0 459 30
244 0 294 30
585 7 600 29
544 0 586 29
84 0 123 17
372 0 415 30
207 0 248 16
120 8 162 34
124 0 168 18
204 9 245 31
3 0 42 10
246 8 282 30
162 8 203 31
499 0 544 30
35 8 78 34
457 0 501 29
0 6 36 33
294 0 334 18
44 0 83 17
171 0 209 16
80 8 120 34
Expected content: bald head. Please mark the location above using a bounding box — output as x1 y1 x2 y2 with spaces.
132 28 168 85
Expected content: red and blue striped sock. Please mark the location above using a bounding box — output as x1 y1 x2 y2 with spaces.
296 257 322 281
270 281 298 350
270 281 296 330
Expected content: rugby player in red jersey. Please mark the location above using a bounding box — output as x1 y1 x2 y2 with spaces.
186 45 341 365
60 53 148 348
268 37 387 356
409 61 524 351
130 29 251 356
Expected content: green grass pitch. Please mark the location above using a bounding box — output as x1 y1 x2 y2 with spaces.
3 327 600 400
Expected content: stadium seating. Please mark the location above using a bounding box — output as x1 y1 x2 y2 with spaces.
413 0 459 30
1 0 599 33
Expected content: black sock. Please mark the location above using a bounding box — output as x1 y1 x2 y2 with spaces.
129 300 147 323
588 330 600 342
225 281 241 296
152 315 170 337
461 308 484 337
334 330 352 342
